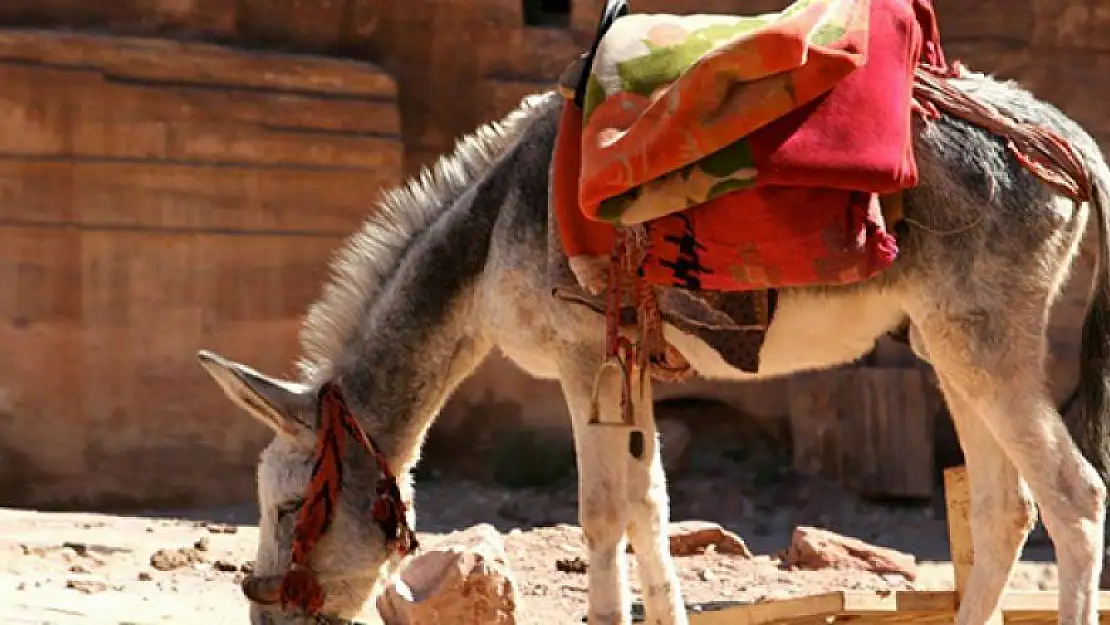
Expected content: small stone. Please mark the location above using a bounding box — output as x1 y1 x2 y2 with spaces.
555 557 588 574
629 521 752 558
213 560 240 572
137 572 153 582
205 523 238 534
62 542 88 557
150 547 204 572
68 564 89 573
784 526 917 580
66 577 108 594
193 537 210 552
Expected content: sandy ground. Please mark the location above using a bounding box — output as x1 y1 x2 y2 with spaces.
0 404 1066 624
0 477 1062 625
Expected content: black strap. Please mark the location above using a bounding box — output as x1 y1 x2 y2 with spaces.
574 0 630 109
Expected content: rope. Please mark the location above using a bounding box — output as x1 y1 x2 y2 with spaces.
912 63 1093 204
604 228 693 387
277 382 418 616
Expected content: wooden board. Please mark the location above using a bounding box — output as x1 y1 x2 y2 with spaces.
687 590 1110 625
685 467 1110 624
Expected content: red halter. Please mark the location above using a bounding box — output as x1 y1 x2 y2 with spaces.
278 381 418 615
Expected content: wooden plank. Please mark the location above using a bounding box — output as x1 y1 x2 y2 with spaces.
0 161 398 234
689 590 1110 623
944 465 1004 624
0 29 397 98
943 467 975 599
688 592 849 625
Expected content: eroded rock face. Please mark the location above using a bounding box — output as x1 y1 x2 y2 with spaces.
784 526 917 580
378 524 518 625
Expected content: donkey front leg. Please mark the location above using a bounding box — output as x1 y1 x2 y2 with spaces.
559 347 633 625
623 373 689 625
558 346 687 625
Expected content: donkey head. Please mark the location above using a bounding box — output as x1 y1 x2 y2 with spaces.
197 349 407 625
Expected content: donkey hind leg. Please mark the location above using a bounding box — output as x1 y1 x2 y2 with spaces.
557 345 687 625
934 371 1037 625
914 312 1106 625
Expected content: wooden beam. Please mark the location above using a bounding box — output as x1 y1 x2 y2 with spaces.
688 590 1110 624
686 466 1110 624
944 465 1004 624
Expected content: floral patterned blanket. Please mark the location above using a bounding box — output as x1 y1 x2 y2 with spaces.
553 0 946 295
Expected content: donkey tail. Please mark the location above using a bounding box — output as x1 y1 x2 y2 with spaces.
1075 169 1110 485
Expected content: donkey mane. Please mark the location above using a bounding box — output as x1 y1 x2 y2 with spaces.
295 92 553 382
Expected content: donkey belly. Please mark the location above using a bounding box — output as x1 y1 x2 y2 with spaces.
665 285 907 381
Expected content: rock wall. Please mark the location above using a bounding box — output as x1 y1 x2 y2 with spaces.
0 30 403 508
0 0 1107 507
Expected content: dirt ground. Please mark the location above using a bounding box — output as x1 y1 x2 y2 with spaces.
0 441 1063 625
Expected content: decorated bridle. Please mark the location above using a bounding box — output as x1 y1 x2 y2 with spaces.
247 380 418 617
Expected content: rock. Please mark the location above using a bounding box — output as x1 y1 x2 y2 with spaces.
66 576 108 594
149 547 205 571
657 418 692 474
378 524 517 625
784 526 917 580
62 541 89 557
629 521 752 558
193 537 210 551
554 557 587 574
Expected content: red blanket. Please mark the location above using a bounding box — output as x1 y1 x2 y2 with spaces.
554 0 947 293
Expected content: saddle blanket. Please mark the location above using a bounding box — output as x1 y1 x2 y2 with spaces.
553 0 947 294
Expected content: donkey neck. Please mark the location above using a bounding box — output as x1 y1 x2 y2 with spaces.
331 167 515 469
318 94 561 471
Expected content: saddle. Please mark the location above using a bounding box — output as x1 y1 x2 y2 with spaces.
547 0 1092 386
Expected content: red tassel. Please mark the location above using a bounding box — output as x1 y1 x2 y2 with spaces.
280 566 325 615
371 496 392 522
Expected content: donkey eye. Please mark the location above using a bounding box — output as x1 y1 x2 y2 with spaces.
276 498 304 518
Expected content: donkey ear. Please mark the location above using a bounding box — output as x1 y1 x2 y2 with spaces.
196 349 315 439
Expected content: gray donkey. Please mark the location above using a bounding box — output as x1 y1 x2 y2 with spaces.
197 68 1110 625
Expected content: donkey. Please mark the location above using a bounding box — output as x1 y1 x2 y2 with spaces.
197 68 1110 625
